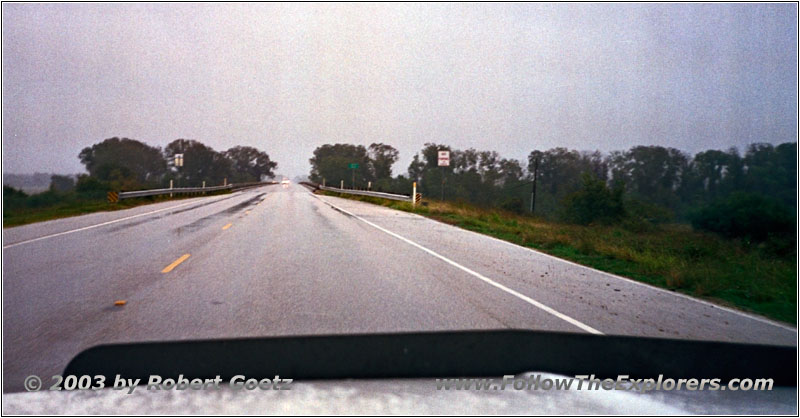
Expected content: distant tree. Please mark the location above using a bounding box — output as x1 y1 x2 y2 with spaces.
741 143 796 210
560 173 625 225
419 143 452 170
528 148 586 196
165 139 231 187
309 144 374 187
405 143 527 206
414 143 453 198
78 137 167 187
49 175 75 193
3 185 27 198
608 145 689 209
500 197 524 214
224 146 277 183
368 143 399 180
680 148 743 206
498 158 524 186
407 153 425 182
690 192 794 243
525 148 605 217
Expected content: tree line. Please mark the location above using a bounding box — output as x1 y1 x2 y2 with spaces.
309 141 796 248
4 137 278 209
74 137 277 193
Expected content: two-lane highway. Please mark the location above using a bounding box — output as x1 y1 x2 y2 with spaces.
3 183 796 392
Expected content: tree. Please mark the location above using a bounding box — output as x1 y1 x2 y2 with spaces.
224 146 277 183
525 148 604 217
560 173 625 225
165 139 231 187
309 144 374 187
681 148 743 206
78 137 167 187
49 175 75 193
413 143 453 198
368 143 399 180
690 192 794 243
608 145 689 209
3 185 27 209
407 153 425 182
742 143 796 210
528 148 585 196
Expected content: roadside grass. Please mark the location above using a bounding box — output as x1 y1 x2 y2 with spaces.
318 190 796 324
3 191 231 228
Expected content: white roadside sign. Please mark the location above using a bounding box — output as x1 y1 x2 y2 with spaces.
437 150 450 167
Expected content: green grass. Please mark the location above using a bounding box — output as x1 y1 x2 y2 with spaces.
319 190 797 324
3 191 230 228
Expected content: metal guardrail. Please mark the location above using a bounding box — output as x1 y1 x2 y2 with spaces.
317 184 412 202
117 181 277 200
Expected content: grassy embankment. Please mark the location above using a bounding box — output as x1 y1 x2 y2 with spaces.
318 190 796 324
3 191 230 228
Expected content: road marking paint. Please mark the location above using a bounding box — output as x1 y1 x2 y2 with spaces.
162 254 190 273
316 196 603 335
222 223 232 230
449 218 799 333
114 300 127 306
3 196 228 249
310 190 797 334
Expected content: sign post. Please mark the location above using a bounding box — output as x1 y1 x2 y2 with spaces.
348 163 359 189
174 153 184 188
437 150 450 201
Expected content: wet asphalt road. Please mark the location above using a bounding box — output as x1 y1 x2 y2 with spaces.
3 183 795 392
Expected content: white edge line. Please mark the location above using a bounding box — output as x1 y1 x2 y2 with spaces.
312 194 603 335
314 191 796 333
3 195 228 249
445 218 799 333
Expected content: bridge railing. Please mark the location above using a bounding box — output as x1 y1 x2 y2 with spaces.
300 182 416 203
113 181 278 201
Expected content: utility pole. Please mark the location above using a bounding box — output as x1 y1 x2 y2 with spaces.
530 156 539 214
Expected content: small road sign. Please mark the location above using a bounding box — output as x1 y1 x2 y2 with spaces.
107 191 119 203
437 151 450 167
415 193 422 203
348 163 359 169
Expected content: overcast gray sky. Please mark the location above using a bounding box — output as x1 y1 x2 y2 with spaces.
2 3 797 177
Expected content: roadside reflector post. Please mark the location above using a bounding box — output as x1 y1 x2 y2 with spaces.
322 178 326 187
368 181 371 191
202 180 206 195
169 179 173 198
340 180 344 190
224 177 227 187
412 182 417 207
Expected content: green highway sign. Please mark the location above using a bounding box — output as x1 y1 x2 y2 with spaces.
348 163 359 169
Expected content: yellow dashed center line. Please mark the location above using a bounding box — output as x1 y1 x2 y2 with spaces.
222 223 232 230
162 254 190 273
